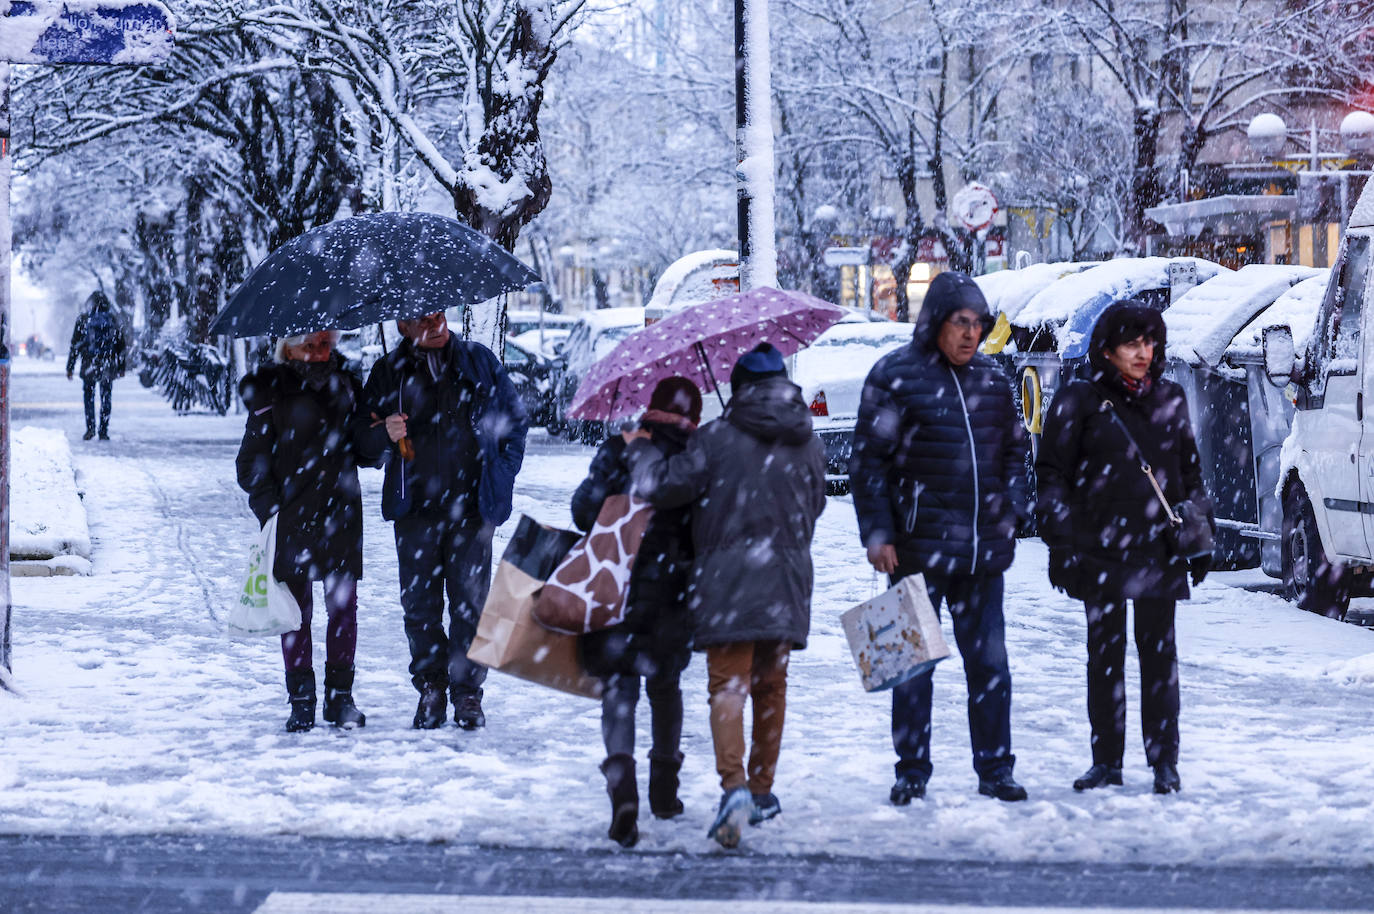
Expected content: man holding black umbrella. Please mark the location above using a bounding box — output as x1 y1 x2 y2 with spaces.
362 311 529 730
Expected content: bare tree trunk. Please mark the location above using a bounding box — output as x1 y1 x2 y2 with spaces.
1128 103 1162 251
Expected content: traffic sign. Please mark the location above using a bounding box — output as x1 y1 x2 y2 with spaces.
2 0 175 65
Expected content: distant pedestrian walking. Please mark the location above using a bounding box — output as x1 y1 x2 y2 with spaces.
66 291 127 441
571 377 701 848
1035 299 1214 796
361 311 528 731
627 343 827 849
235 331 383 732
849 270 1031 805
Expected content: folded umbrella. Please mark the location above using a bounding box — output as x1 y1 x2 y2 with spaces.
569 287 846 421
208 212 540 338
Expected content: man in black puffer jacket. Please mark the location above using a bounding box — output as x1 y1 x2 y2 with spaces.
849 270 1030 804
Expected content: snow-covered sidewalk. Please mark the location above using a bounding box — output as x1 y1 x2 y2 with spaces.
2 363 1373 865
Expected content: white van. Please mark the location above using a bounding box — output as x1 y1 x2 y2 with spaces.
1261 178 1374 618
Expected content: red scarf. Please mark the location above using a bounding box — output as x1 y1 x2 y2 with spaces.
641 408 698 433
1118 373 1153 397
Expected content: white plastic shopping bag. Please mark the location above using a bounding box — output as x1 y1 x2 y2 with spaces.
228 515 302 636
841 574 951 691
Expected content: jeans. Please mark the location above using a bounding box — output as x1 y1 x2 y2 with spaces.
705 640 790 793
1083 598 1179 767
82 376 112 434
394 509 492 694
280 572 358 673
890 567 1014 780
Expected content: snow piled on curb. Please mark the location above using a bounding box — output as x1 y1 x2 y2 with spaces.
10 425 92 570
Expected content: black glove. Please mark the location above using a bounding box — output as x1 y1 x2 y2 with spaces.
1190 555 1211 587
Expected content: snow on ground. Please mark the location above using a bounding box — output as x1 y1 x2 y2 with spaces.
2 361 1373 865
10 425 91 569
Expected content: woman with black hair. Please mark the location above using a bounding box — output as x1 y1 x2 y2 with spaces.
570 377 702 847
1035 299 1214 795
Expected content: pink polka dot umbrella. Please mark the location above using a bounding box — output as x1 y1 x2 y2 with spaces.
569 286 846 421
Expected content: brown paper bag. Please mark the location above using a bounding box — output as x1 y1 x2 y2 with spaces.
467 515 603 699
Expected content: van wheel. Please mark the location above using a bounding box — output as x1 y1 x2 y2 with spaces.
1281 486 1350 620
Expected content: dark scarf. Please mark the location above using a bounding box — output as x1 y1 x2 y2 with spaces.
287 359 336 391
407 339 450 382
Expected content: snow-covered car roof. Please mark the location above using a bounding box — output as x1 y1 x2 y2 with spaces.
507 309 575 326
1225 272 1332 364
974 262 1100 323
795 322 913 419
1015 257 1230 358
1165 264 1323 367
510 327 569 359
646 249 739 311
574 307 646 332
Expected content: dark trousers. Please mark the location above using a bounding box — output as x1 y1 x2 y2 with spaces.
82 376 112 434
394 510 492 694
890 567 1014 780
1083 598 1179 768
600 665 684 762
280 572 358 673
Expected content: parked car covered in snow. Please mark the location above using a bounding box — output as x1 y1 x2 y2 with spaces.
504 333 559 429
795 319 914 492
550 307 646 441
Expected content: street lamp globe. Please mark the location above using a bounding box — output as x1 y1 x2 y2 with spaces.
1340 111 1374 154
1247 113 1287 158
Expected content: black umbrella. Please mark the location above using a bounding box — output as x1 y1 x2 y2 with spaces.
208 212 540 338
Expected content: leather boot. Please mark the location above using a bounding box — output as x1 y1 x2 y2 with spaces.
413 680 447 729
322 664 366 729
647 751 684 819
285 668 316 733
601 754 639 847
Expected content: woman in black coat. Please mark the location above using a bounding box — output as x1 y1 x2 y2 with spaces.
1035 300 1213 796
236 331 382 733
570 377 699 848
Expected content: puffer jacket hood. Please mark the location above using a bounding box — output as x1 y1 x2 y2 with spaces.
912 270 994 351
1086 299 1167 382
724 375 814 445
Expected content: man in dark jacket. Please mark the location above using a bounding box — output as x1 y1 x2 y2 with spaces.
849 270 1030 804
362 310 528 730
66 291 127 441
626 343 827 849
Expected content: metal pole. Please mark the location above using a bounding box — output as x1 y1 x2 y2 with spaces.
1 61 12 677
734 0 749 280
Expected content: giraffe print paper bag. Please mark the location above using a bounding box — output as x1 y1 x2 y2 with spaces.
533 494 654 635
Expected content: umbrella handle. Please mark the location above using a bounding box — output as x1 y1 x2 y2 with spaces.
398 437 415 461
694 341 726 408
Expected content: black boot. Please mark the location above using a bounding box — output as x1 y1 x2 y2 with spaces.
1153 762 1182 794
285 668 316 733
1073 764 1123 792
322 664 366 729
648 751 684 819
452 687 486 731
413 680 447 729
601 754 639 848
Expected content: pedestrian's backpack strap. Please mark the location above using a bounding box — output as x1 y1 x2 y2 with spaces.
1098 397 1179 525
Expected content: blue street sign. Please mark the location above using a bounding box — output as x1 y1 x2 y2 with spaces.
3 0 175 65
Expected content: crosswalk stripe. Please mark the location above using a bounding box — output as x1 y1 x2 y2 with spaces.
253 895 1362 914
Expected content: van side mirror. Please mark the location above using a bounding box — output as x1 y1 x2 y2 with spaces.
1261 325 1297 387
